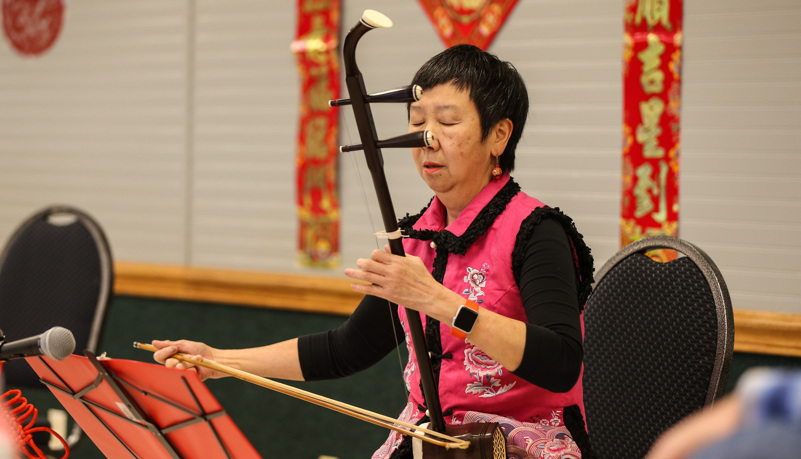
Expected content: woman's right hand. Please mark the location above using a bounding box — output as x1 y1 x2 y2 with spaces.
151 339 226 381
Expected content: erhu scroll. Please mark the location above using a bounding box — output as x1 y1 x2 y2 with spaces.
336 9 506 459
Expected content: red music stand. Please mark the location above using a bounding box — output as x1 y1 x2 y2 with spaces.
25 351 261 459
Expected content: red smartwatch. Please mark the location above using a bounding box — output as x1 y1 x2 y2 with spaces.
450 300 480 339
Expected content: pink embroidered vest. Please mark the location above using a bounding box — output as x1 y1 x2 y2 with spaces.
396 175 585 428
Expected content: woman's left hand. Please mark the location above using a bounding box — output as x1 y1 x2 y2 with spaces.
347 246 528 372
344 245 457 319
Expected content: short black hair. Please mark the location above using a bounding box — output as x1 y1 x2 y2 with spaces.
410 44 529 173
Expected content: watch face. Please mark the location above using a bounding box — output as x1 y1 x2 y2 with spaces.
453 305 479 332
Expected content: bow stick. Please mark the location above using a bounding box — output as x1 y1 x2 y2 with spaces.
133 342 469 450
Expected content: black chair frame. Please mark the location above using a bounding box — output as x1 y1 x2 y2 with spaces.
583 235 734 458
0 204 114 450
592 236 734 404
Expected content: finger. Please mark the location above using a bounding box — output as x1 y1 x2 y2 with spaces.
344 267 370 283
151 339 173 349
349 280 380 296
354 258 391 278
153 345 178 364
359 265 397 288
369 248 395 263
356 258 380 271
164 356 183 369
174 361 198 373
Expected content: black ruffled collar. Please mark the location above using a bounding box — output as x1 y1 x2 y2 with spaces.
399 178 521 257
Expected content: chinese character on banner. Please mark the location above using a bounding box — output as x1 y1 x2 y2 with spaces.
2 0 65 57
621 0 682 261
418 0 519 50
292 0 341 267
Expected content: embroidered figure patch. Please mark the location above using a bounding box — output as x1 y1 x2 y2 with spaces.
463 263 489 303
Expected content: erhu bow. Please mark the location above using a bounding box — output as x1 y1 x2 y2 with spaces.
334 10 506 459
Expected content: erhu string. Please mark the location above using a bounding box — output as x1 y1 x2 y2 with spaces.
340 105 411 403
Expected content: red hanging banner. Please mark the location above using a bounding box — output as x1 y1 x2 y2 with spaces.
417 0 519 50
621 0 682 260
292 0 341 267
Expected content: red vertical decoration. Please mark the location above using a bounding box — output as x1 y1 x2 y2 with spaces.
417 0 519 50
292 0 341 267
621 0 682 260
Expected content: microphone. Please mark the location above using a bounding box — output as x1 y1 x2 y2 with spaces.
0 326 75 361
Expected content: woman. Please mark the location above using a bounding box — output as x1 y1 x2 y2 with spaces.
153 44 594 458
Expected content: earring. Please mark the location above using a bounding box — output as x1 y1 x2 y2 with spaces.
491 155 502 180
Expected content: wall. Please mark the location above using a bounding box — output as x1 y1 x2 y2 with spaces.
0 1 799 314
1 1 800 456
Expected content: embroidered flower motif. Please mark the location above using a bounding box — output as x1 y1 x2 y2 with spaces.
465 344 502 376
462 263 489 303
548 411 562 427
463 343 515 397
401 320 415 392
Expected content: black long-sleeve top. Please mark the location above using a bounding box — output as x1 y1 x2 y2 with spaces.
298 217 583 393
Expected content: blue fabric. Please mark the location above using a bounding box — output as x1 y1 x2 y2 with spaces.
689 368 801 459
738 368 801 426
689 421 801 459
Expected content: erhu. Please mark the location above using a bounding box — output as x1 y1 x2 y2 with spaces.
333 9 506 459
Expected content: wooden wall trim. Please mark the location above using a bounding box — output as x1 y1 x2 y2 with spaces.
114 262 801 357
732 309 801 358
114 262 362 316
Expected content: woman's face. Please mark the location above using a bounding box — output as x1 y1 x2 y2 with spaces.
408 83 503 210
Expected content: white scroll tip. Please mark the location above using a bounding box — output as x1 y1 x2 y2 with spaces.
361 10 393 29
412 84 423 101
423 130 434 146
423 129 434 146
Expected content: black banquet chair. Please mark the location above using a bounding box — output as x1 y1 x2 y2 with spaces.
583 236 734 459
0 205 114 452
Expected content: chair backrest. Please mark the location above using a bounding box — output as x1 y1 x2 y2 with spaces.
0 205 114 388
583 236 734 459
